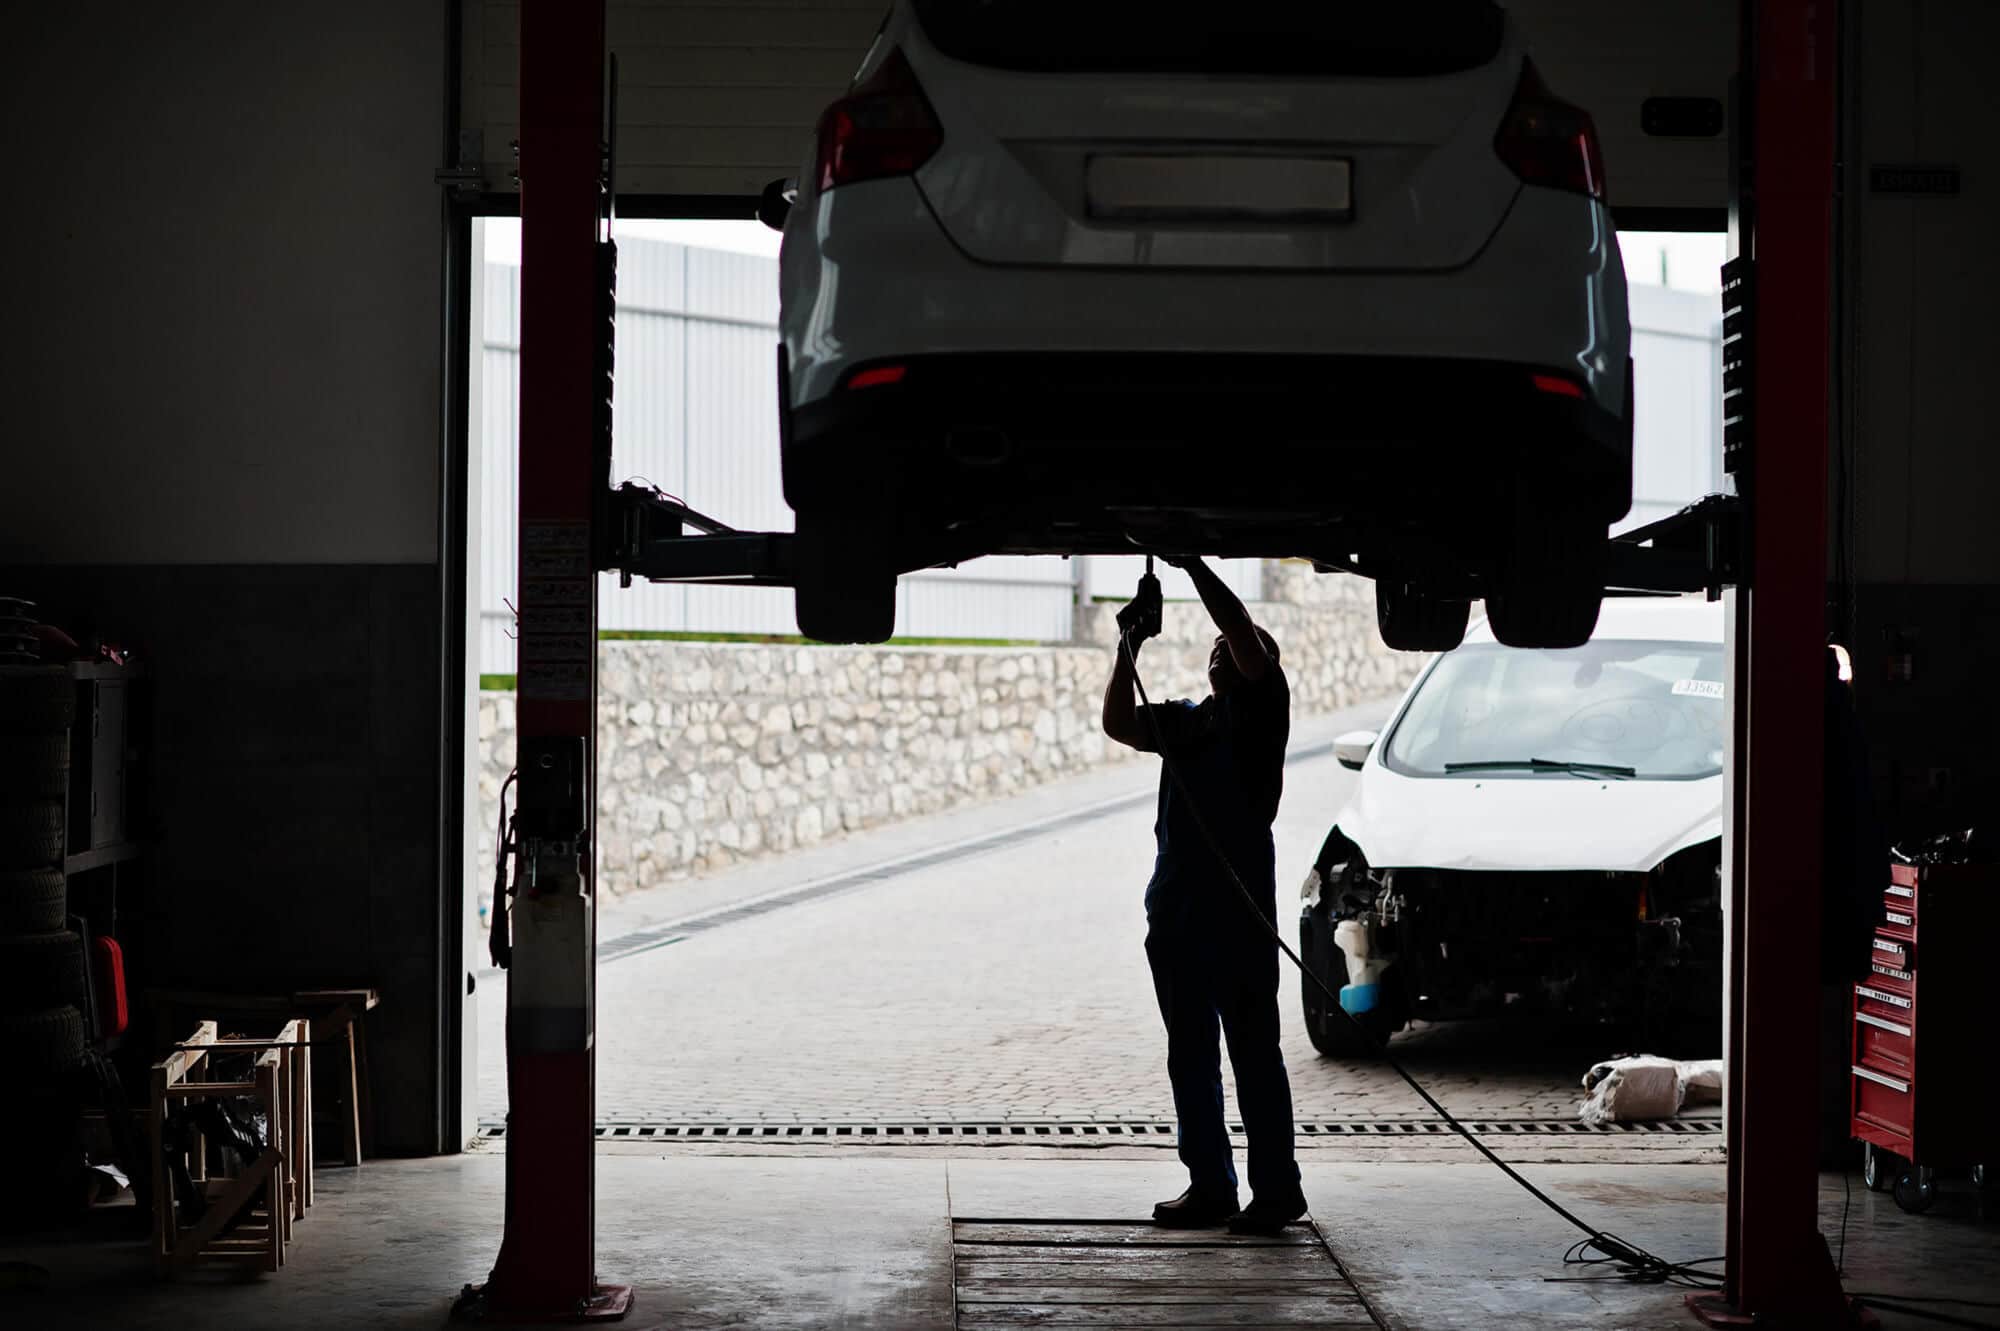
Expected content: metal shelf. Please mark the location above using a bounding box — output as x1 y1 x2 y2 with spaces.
65 842 145 875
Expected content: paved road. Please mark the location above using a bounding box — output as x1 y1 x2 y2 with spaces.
476 711 1639 1128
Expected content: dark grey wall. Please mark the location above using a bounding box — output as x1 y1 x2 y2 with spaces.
3 566 448 1153
1841 0 2000 840
0 2 457 1153
0 3 447 564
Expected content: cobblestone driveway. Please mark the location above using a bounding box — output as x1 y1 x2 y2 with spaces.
477 727 1662 1129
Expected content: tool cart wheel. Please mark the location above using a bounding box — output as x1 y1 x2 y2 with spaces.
1863 1141 1897 1192
1893 1165 1937 1214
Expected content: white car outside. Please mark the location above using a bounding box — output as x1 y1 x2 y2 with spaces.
768 1 1632 651
1299 595 1726 1056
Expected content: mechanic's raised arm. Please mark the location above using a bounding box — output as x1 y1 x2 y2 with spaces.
1172 556 1270 681
1102 637 1149 751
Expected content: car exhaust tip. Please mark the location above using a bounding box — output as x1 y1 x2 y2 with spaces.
946 426 1013 467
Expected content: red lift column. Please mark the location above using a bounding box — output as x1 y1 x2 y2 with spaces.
466 0 631 1321
1693 0 1846 1325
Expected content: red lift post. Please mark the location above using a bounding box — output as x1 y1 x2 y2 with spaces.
465 0 631 1320
1694 0 1847 1325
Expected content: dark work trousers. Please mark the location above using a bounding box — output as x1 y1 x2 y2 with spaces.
1146 917 1301 1202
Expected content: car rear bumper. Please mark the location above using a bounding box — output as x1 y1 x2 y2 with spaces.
784 350 1632 552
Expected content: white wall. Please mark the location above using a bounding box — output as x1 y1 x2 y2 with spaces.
1624 283 1724 532
0 2 447 565
477 234 1078 673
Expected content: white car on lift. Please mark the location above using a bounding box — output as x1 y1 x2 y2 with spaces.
1298 596 1726 1058
765 1 1631 649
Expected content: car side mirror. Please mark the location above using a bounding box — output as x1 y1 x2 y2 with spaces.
1333 730 1378 772
758 177 797 232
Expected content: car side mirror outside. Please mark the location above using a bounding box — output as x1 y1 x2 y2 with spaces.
758 177 797 232
1333 730 1378 772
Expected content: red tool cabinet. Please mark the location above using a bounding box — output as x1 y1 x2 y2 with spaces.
1850 862 2000 1212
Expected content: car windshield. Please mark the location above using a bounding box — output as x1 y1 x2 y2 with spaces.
911 2 1506 77
1383 638 1727 781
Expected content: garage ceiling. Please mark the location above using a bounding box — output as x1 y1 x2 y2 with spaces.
461 0 1735 218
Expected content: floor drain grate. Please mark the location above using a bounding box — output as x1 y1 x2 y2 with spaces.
476 1116 1723 1142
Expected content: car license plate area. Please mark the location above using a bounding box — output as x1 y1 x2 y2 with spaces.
1084 154 1353 222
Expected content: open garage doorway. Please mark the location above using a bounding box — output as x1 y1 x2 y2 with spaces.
460 212 1735 1152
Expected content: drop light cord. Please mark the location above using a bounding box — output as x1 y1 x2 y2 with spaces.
1119 626 1725 1288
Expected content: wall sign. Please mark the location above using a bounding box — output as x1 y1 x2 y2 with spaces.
1870 164 1960 196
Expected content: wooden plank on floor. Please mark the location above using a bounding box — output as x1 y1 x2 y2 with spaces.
957 1302 1374 1327
956 1245 1329 1267
954 1223 1314 1248
957 1280 1364 1304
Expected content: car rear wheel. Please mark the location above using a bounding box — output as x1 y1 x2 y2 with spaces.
1375 580 1470 653
1485 510 1605 649
792 514 897 645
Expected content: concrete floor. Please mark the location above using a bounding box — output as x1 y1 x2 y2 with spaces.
6 1153 1995 1329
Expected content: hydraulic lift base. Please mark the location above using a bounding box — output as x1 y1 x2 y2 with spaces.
1685 1291 1878 1329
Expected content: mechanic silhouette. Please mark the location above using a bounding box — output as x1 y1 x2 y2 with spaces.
1102 555 1307 1235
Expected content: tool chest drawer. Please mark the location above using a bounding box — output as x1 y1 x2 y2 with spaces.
1853 1063 1915 1136
1869 933 1912 974
1854 983 1913 1025
1852 860 2000 1178
1854 1009 1914 1073
1886 864 1919 920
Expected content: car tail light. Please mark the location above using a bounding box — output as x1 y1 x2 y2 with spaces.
1532 373 1586 399
1494 59 1606 201
816 49 942 192
846 364 908 390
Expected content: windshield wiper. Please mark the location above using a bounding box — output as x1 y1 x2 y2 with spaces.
1443 758 1638 779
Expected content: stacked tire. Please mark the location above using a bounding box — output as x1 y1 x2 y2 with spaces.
1 667 86 1076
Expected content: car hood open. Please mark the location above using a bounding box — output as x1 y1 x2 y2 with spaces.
1336 765 1723 873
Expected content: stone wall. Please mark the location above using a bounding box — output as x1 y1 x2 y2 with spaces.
475 565 1420 910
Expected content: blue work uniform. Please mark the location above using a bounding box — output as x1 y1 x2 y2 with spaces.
1139 663 1299 1203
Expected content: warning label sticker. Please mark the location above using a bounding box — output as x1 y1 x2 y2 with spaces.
519 522 593 703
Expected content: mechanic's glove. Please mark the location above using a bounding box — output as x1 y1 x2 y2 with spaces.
1116 572 1164 645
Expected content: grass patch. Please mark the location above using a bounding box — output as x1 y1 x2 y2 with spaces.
597 630 1037 648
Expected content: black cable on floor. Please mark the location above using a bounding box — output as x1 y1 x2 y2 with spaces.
1122 629 1724 1290
1835 1164 1852 1275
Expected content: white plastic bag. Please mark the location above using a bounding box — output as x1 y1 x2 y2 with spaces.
1678 1059 1725 1105
1579 1055 1685 1124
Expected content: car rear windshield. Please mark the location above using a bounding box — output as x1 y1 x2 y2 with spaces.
1384 639 1727 781
911 2 1506 77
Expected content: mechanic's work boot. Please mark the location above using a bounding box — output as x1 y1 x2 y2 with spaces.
1152 1187 1241 1229
1225 1191 1309 1236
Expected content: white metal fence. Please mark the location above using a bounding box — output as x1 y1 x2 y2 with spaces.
477 239 1718 676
